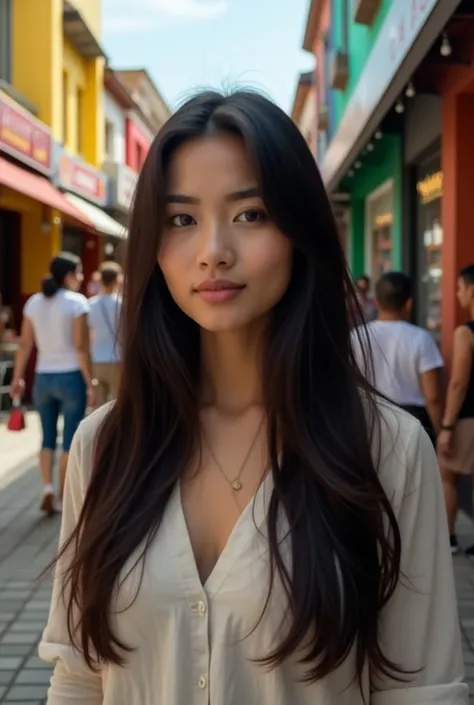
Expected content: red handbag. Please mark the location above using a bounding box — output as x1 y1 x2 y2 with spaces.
7 398 26 432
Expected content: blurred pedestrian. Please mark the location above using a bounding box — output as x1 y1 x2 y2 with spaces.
88 261 122 406
10 252 96 514
355 274 377 322
40 91 465 704
86 270 101 298
351 271 444 444
438 264 474 555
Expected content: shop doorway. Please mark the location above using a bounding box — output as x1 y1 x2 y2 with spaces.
0 208 21 332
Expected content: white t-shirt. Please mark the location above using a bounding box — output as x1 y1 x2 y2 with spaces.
351 320 444 406
24 289 90 373
88 293 122 364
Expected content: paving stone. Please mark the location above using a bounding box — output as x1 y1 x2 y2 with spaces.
23 659 50 672
0 645 31 657
4 685 47 700
8 626 43 636
0 635 39 646
14 671 51 686
0 660 22 671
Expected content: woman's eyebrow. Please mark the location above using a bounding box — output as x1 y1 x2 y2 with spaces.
165 186 260 205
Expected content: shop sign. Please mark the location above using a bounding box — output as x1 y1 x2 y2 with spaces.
0 93 52 175
55 149 108 207
417 171 443 204
321 0 456 188
104 160 137 210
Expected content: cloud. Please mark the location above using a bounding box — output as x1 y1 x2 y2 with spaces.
104 0 228 32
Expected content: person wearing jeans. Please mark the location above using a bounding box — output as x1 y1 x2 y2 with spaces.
88 261 122 407
10 252 97 513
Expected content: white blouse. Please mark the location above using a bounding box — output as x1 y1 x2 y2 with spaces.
40 402 468 705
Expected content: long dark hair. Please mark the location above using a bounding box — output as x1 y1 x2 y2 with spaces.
41 251 80 298
56 90 401 686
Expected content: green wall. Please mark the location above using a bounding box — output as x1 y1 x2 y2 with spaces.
333 0 393 128
349 134 403 275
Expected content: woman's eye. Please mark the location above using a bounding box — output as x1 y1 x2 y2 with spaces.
234 209 268 224
169 214 196 228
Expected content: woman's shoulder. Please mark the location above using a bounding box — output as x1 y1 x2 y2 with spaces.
368 397 436 508
71 403 115 483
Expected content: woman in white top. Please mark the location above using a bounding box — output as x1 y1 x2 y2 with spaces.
40 92 467 704
11 252 95 514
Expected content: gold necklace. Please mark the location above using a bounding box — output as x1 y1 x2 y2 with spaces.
204 419 264 492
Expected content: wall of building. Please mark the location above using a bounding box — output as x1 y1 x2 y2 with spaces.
11 0 104 301
125 116 151 172
68 0 101 39
12 0 63 138
332 0 392 128
103 91 126 163
299 87 317 154
348 134 403 275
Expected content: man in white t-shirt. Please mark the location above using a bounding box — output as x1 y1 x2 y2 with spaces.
88 262 122 406
351 271 444 443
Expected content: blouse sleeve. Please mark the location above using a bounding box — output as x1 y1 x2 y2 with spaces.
39 425 103 704
372 423 468 704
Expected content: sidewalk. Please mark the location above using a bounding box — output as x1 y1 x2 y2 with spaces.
0 439 474 702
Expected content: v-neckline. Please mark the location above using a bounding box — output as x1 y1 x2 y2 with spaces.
175 472 272 595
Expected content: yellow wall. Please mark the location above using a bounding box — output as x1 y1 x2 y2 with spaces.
63 37 86 155
69 0 101 40
12 0 63 139
12 0 103 165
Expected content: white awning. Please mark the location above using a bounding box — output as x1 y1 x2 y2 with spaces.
64 192 127 239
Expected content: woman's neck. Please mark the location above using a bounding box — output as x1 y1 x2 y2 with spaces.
200 324 264 414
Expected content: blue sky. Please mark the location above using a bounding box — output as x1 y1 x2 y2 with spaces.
101 0 314 114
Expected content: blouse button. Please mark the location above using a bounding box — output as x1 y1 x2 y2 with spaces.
191 600 207 616
198 675 208 689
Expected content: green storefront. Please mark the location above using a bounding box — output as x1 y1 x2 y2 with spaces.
347 134 403 280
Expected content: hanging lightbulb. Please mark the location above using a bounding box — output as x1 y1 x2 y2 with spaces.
367 142 374 152
375 130 383 140
405 81 415 98
348 169 354 177
440 32 452 57
354 160 362 169
395 100 404 114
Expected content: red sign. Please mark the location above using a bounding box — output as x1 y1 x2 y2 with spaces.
0 93 52 175
57 152 108 207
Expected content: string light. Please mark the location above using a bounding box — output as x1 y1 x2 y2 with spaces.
440 32 452 57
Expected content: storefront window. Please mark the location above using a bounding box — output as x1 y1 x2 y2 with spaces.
416 165 442 343
366 183 393 280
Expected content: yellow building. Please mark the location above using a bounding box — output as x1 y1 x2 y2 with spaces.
6 0 115 303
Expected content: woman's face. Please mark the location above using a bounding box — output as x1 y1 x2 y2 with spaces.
158 134 293 333
65 266 83 292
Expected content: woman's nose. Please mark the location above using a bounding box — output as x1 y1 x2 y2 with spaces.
196 223 235 270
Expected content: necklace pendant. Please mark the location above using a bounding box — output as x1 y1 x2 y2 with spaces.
232 480 243 491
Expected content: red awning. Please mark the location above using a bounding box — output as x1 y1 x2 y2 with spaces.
0 156 93 227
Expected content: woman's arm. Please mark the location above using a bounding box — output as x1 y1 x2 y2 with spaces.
39 426 103 704
419 367 444 435
372 423 467 704
442 326 473 427
438 326 473 456
10 317 35 398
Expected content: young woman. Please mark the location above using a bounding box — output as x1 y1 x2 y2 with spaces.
11 252 95 513
438 264 474 554
40 92 466 704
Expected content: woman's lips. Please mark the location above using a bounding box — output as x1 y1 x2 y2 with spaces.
195 281 246 304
